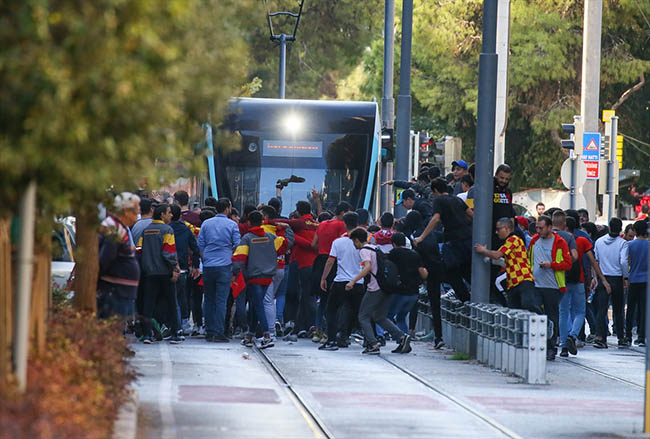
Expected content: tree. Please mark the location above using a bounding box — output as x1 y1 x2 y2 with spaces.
0 0 252 311
341 0 650 191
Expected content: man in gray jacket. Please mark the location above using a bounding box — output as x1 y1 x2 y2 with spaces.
233 211 288 349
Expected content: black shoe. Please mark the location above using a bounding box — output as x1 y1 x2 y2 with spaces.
276 175 305 189
336 337 349 348
297 330 309 338
566 336 577 355
434 339 445 350
399 334 412 354
637 339 646 347
593 340 608 349
318 341 339 351
392 334 409 353
559 348 569 358
546 351 556 361
275 321 284 337
376 335 386 347
241 336 254 347
260 337 275 349
206 333 229 343
168 336 184 344
362 344 380 355
618 339 630 348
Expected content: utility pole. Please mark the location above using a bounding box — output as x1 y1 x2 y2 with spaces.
471 0 498 304
394 0 413 218
493 0 511 172
381 0 395 213
267 0 304 99
606 116 618 221
579 0 603 219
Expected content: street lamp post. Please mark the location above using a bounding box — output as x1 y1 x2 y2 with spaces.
267 0 304 99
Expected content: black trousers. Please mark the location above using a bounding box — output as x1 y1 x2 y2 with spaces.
426 271 443 339
626 282 647 341
595 275 624 341
190 276 204 327
326 281 364 340
508 281 541 314
442 238 472 302
294 266 316 332
535 287 561 353
142 274 180 336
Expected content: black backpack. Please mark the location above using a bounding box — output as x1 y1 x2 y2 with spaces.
363 246 403 294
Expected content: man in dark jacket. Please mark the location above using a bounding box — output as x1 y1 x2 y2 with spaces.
98 192 141 320
137 204 182 344
170 204 200 335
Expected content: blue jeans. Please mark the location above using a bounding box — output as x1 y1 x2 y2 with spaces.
389 295 418 333
202 265 232 336
247 283 270 336
559 282 586 347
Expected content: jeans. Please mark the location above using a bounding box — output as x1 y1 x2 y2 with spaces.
202 265 232 336
326 282 363 340
275 268 289 324
97 285 135 319
535 287 561 353
264 268 285 332
294 266 316 332
284 262 299 324
142 274 180 336
559 282 586 347
595 275 625 341
359 289 404 345
247 283 270 336
390 295 418 334
626 282 647 341
175 272 190 320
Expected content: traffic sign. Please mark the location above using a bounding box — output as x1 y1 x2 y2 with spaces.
584 160 599 180
560 158 587 190
582 132 601 161
602 109 615 123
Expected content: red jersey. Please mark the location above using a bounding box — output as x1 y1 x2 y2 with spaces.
272 215 317 268
575 236 593 283
316 219 346 255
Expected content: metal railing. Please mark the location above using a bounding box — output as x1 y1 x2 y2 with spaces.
426 296 547 384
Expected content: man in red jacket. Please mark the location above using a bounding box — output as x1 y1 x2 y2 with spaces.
270 200 318 337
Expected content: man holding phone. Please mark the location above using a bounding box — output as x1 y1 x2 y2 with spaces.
527 215 572 361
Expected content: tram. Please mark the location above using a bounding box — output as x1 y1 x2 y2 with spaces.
206 98 380 217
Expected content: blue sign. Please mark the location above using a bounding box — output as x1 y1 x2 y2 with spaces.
582 132 601 161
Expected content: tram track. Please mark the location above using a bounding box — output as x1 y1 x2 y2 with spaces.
559 356 644 389
379 355 524 439
254 345 335 439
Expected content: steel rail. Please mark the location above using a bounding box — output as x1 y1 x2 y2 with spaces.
254 346 335 439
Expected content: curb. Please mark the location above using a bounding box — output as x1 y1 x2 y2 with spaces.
112 386 139 439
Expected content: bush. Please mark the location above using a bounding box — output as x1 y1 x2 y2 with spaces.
0 308 136 439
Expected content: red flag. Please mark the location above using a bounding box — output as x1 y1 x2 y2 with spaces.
231 272 246 298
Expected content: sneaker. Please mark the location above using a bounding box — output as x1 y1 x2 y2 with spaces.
559 348 569 358
376 335 386 347
585 334 596 344
566 336 577 355
434 339 445 350
275 321 284 337
142 337 155 344
318 341 339 351
260 337 275 349
362 344 381 355
297 330 309 339
351 331 364 341
168 336 184 344
546 351 556 361
400 334 413 354
152 319 164 341
636 339 646 347
284 321 295 334
336 337 350 348
312 329 323 343
283 334 298 342
618 339 630 348
593 339 608 349
318 334 328 344
575 339 585 349
241 336 254 347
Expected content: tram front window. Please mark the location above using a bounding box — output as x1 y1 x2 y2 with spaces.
222 133 369 217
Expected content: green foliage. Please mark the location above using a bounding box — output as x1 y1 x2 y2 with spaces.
450 352 472 361
0 0 251 216
340 0 650 190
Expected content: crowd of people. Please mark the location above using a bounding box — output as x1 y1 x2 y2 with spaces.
96 160 649 361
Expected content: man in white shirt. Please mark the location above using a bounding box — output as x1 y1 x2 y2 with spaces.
319 212 362 350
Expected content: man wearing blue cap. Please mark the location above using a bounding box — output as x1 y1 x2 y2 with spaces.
450 160 469 195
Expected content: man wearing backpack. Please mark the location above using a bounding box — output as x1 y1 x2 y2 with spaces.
347 228 412 355
319 212 362 350
388 233 428 337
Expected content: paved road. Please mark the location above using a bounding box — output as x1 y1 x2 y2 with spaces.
132 336 645 439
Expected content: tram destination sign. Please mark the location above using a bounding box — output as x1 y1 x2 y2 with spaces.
263 140 323 158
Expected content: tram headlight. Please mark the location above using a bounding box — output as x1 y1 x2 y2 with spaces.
283 114 302 135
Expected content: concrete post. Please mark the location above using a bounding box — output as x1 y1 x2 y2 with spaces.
381 0 395 213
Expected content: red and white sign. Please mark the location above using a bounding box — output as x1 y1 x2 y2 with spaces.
584 161 599 180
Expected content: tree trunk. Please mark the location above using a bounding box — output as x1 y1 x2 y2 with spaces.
0 217 13 384
30 234 50 354
73 206 99 313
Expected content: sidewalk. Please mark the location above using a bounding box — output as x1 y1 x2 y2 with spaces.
130 336 645 439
